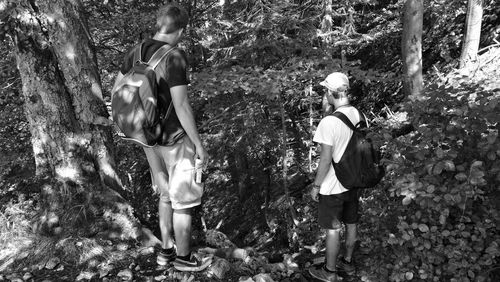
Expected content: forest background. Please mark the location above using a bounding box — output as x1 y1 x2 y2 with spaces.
0 0 499 281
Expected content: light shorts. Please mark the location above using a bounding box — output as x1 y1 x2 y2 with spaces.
143 136 203 210
318 190 359 230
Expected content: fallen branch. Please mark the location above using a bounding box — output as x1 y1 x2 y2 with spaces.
478 42 500 54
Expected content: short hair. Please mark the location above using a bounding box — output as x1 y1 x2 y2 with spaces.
156 3 189 34
328 88 347 99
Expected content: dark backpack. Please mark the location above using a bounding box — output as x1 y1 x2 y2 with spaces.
332 111 385 189
111 43 174 147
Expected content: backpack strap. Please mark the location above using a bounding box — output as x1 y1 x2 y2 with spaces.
332 109 366 130
133 43 143 65
147 44 175 69
147 44 175 123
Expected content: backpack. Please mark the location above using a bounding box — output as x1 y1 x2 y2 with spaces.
111 43 174 147
332 110 385 189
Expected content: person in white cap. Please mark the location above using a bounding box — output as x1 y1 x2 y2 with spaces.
308 72 362 281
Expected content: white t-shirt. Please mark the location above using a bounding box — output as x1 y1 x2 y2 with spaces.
313 106 362 195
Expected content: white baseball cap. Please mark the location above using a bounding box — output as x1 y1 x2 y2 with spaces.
320 72 349 91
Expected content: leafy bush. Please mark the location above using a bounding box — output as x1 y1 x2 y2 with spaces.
363 74 500 281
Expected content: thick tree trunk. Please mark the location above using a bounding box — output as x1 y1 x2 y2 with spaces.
459 0 483 69
7 0 153 243
15 1 120 189
401 0 423 99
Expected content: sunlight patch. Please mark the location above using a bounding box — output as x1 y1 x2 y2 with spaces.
17 10 35 24
65 44 76 61
56 166 78 179
45 14 55 24
91 80 103 99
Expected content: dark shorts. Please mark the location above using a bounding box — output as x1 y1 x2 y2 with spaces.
318 190 359 230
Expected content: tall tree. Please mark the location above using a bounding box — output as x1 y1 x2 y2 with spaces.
401 0 423 98
459 0 483 69
1 0 150 241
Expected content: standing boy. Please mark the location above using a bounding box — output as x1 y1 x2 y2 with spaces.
115 3 211 271
308 72 361 281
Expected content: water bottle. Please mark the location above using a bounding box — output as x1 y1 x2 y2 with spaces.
195 158 203 183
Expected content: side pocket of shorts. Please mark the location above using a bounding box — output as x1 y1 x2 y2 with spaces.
169 150 204 205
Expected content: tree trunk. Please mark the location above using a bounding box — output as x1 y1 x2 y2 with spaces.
401 0 423 99
6 0 153 243
459 0 483 69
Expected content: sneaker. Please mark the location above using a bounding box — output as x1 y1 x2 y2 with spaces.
157 247 176 266
337 257 355 275
308 264 339 282
173 253 212 272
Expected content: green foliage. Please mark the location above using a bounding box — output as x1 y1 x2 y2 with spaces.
365 74 500 281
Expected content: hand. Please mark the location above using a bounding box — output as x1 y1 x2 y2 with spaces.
310 184 320 202
195 146 209 169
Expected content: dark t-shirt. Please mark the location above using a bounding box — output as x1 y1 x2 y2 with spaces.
120 39 188 145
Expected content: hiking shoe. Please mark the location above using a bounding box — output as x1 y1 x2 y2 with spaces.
173 253 212 272
308 264 339 282
337 257 355 275
157 247 176 266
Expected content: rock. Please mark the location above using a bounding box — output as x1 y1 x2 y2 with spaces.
135 265 141 271
22 272 33 280
207 258 231 279
45 257 60 270
283 253 299 271
117 269 133 281
253 273 275 282
56 264 65 271
98 262 114 278
154 274 167 281
238 277 255 282
264 262 286 272
88 259 99 268
99 269 110 278
139 246 155 256
117 243 129 251
205 229 237 249
232 248 250 260
75 271 97 281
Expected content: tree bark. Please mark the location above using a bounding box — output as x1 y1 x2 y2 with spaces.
401 0 423 99
6 0 152 243
459 0 483 69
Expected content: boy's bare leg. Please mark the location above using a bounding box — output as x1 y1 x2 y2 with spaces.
173 208 192 257
325 228 341 271
345 223 357 261
158 200 175 249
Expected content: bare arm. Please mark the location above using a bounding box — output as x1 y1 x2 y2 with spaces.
310 143 333 200
112 72 124 91
314 143 333 186
170 85 208 164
